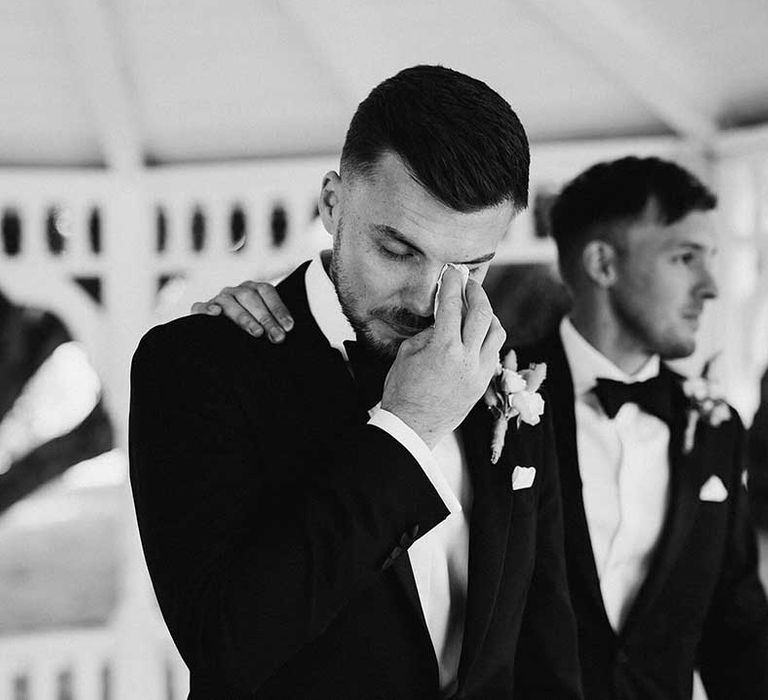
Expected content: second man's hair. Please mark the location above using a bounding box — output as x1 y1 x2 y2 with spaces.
550 156 717 285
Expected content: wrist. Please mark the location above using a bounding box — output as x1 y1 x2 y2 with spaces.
380 402 441 450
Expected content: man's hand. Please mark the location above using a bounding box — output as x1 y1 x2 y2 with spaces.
191 281 294 343
382 267 505 449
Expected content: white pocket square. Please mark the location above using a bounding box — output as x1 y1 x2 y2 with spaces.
512 466 536 491
699 475 728 502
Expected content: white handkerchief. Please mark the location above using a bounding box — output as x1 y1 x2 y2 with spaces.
699 474 728 502
511 466 536 491
434 263 469 316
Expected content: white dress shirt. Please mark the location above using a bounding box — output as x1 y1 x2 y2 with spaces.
305 257 471 694
560 317 670 631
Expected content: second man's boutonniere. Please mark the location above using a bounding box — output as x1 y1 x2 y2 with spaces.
484 349 547 464
681 356 731 454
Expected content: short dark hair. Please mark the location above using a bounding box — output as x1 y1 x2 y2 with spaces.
550 156 717 285
341 65 529 213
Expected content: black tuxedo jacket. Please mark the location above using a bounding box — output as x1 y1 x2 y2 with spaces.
129 263 582 700
519 331 768 700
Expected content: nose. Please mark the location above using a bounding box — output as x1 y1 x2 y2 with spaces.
402 267 441 318
698 264 719 301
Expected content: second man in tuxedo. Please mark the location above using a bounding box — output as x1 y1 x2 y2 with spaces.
518 156 768 699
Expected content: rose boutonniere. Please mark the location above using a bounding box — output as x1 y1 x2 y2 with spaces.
681 356 731 454
484 349 547 464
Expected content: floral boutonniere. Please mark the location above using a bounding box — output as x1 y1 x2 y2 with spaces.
484 349 547 464
681 355 731 454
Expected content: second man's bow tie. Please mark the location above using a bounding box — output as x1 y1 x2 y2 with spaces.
593 374 673 424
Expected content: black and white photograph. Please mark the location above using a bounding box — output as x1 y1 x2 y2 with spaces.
1 2 768 699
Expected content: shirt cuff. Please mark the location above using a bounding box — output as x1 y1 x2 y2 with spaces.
367 407 462 515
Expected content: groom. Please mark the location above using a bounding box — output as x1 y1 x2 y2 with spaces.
130 65 582 699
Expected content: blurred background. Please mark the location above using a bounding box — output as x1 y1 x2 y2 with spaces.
0 1 767 698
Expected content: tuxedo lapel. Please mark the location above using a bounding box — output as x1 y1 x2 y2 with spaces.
390 554 430 633
278 263 367 438
536 333 610 627
277 263 429 636
621 368 705 635
456 399 517 686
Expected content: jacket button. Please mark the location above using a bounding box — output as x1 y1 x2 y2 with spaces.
616 649 629 665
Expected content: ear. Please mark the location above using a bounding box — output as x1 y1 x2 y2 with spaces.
581 240 619 288
318 171 342 238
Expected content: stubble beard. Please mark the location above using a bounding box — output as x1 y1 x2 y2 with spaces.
329 225 401 361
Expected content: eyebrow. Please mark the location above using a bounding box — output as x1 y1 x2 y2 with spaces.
669 241 718 254
371 224 496 265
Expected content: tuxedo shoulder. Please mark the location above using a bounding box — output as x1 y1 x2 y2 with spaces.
134 314 282 370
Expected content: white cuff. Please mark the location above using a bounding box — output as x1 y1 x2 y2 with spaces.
367 408 462 515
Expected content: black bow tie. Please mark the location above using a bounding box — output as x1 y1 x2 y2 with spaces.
343 340 392 411
593 374 673 424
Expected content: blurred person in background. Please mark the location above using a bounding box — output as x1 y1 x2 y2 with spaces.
131 66 582 699
0 288 113 515
202 156 768 700
519 156 768 700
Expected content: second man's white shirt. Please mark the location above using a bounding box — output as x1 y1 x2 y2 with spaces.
560 317 670 631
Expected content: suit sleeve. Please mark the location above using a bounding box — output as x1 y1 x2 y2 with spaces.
513 403 584 700
129 325 450 694
698 413 768 699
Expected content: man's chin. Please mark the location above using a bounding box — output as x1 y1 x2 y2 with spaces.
658 336 697 361
357 326 403 361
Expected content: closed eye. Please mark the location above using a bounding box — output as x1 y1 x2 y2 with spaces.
672 252 696 265
380 246 415 261
380 244 483 274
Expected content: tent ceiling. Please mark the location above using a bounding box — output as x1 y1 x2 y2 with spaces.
0 0 766 168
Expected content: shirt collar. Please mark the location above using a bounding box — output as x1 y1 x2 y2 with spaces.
305 254 356 360
559 316 660 398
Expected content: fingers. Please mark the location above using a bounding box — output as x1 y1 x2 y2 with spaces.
461 278 493 352
190 281 294 343
480 316 507 375
256 283 294 332
226 282 291 341
433 267 464 342
190 301 222 315
209 288 270 338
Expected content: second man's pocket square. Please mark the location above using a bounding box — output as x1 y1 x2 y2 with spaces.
699 474 728 502
512 466 536 491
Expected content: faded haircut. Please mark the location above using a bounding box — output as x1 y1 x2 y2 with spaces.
341 65 529 213
550 156 717 286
